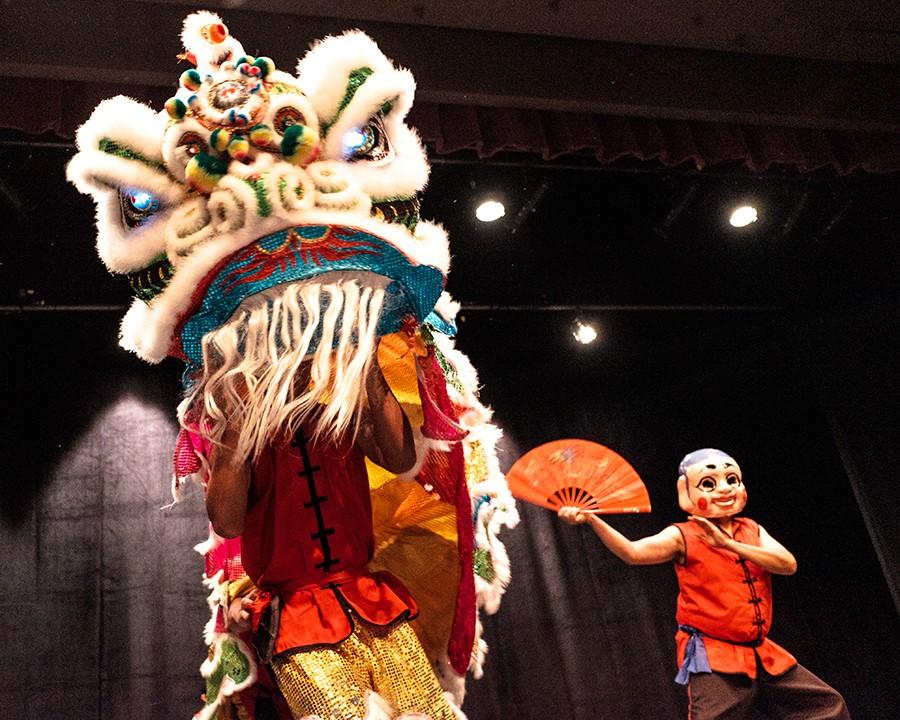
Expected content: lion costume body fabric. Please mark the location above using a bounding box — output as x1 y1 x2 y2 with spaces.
67 11 517 720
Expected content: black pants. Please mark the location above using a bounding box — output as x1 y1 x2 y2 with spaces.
687 663 850 720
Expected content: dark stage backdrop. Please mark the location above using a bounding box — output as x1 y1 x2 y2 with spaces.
3 308 899 719
2 313 208 717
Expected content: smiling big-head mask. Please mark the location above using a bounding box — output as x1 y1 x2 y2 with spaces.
676 448 747 518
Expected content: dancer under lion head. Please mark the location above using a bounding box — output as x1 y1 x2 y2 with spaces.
68 11 518 719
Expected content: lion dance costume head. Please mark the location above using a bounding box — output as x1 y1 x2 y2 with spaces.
68 11 517 719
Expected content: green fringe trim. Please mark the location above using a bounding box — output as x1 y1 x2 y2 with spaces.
420 325 464 394
474 547 497 582
98 138 166 171
128 254 174 303
321 67 374 135
245 176 272 217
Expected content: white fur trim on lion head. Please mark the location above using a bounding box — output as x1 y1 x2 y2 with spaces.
181 11 246 73
66 96 184 273
297 31 428 200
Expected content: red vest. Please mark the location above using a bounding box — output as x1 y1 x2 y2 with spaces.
242 429 416 656
673 518 796 678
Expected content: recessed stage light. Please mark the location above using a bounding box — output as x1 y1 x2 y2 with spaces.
476 200 505 222
573 320 598 345
729 205 758 227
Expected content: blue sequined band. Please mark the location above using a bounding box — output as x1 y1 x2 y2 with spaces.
425 310 457 338
179 225 444 366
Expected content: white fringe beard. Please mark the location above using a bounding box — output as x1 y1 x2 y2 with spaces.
181 273 388 464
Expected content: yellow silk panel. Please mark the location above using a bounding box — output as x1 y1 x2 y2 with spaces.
369 477 459 665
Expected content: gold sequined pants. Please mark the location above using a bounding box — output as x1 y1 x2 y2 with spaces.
270 616 456 720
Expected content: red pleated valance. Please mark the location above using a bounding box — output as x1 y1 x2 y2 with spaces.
4 77 898 175
407 104 900 175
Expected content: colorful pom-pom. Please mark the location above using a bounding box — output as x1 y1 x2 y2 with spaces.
253 57 275 79
165 97 187 120
248 124 274 148
185 152 227 195
210 128 231 153
227 109 250 127
281 124 319 166
226 135 250 161
180 69 202 91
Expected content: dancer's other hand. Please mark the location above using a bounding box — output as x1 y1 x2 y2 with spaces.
225 594 255 633
688 515 733 549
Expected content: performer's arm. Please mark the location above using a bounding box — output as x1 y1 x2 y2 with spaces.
356 357 416 474
688 517 798 575
559 508 685 565
206 425 252 539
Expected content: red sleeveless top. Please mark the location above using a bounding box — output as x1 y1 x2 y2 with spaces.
673 518 796 678
242 429 417 656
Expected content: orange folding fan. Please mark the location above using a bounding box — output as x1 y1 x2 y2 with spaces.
507 439 651 514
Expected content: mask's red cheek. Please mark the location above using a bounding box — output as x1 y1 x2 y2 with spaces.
697 497 708 511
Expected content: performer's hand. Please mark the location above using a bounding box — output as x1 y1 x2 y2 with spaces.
558 506 589 525
225 594 255 634
689 515 733 549
357 351 416 474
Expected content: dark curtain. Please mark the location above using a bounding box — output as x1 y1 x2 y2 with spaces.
4 310 899 719
2 313 208 718
799 309 900 615
3 76 900 175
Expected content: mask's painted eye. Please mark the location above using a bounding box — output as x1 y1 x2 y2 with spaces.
274 107 307 134
698 477 716 492
726 473 741 486
342 115 393 163
119 188 160 228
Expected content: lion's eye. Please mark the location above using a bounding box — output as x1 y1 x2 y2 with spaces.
176 131 207 159
119 188 160 228
274 107 306 134
343 125 375 155
342 115 392 163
